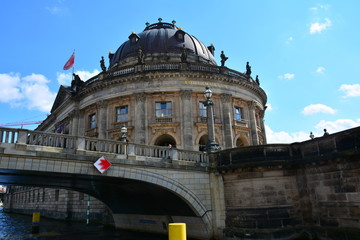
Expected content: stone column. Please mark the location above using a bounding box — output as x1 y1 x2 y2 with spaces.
78 110 85 137
134 93 146 144
97 100 108 139
209 172 226 239
180 90 193 150
259 109 267 144
68 109 80 136
220 93 233 149
248 101 259 145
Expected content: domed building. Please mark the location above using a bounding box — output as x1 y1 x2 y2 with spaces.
38 19 267 151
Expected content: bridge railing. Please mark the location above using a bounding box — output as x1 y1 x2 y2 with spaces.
0 128 208 165
214 126 360 168
0 128 19 144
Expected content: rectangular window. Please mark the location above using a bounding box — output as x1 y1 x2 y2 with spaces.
116 106 128 122
89 114 96 129
234 107 242 121
156 102 172 118
199 102 207 117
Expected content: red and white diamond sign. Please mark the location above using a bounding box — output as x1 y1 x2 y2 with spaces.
94 156 111 174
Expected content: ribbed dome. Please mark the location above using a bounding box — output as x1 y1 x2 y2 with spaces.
109 21 216 67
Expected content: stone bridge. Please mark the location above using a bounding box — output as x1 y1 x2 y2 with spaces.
1 127 360 239
0 127 224 239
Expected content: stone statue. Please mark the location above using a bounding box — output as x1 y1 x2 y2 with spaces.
220 51 228 67
255 75 260 85
71 73 84 92
246 61 252 76
137 46 144 64
100 56 106 72
181 45 187 62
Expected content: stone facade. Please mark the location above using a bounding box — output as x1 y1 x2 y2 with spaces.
3 187 113 224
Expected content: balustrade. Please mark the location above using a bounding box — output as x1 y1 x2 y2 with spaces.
0 127 208 166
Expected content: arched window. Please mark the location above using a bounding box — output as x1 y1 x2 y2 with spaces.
236 138 245 147
154 134 176 147
199 135 208 152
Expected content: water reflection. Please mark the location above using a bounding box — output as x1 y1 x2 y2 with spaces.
0 207 167 240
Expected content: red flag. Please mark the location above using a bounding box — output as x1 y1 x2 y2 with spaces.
63 52 75 70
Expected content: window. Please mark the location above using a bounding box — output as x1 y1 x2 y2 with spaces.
156 102 172 118
89 114 96 129
116 106 128 122
234 107 242 121
199 102 207 117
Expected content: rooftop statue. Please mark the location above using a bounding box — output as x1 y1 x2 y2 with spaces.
71 73 84 92
246 61 252 76
100 56 106 72
255 75 260 85
220 51 228 67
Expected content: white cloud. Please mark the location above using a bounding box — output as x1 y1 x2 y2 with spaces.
316 66 325 74
265 125 310 143
0 73 22 102
302 104 336 115
57 69 100 86
266 118 359 144
315 119 360 134
285 36 293 44
0 73 56 113
310 18 332 34
278 73 295 80
339 84 360 98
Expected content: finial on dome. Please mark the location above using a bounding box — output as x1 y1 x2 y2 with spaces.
158 17 163 23
179 27 182 30
132 31 135 34
172 20 176 25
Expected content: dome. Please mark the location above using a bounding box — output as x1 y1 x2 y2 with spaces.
109 21 216 67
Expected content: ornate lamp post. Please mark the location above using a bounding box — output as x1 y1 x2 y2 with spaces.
120 125 127 142
204 86 221 152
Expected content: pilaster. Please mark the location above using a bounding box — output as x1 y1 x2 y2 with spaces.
97 100 108 139
248 101 259 145
220 93 233 149
180 90 193 150
134 93 146 144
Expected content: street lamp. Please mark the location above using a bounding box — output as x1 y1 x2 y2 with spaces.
120 125 127 142
203 86 221 152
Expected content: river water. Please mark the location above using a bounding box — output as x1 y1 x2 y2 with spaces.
0 207 168 240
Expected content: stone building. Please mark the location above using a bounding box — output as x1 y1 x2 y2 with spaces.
3 19 267 238
37 19 267 150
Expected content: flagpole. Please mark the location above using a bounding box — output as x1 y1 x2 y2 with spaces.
72 49 75 80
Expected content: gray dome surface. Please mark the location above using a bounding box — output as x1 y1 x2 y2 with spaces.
110 22 216 67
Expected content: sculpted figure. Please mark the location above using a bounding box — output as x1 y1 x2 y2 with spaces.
255 75 260 85
100 56 106 72
246 61 252 76
220 51 228 67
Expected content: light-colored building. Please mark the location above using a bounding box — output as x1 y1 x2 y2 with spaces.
38 19 267 150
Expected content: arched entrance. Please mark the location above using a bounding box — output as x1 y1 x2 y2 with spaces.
236 138 245 147
154 134 176 147
199 135 208 152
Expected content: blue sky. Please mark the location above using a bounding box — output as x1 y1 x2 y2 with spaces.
1 0 359 143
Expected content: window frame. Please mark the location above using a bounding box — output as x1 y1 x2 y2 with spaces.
155 101 172 118
115 105 129 122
